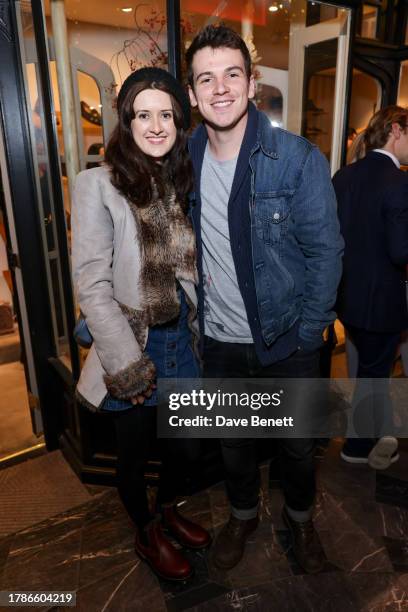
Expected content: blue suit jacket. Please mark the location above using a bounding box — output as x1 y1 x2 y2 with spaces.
333 151 408 333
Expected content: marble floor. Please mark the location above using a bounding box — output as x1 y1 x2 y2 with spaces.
1 441 408 611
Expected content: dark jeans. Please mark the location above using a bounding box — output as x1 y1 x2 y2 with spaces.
345 326 400 453
113 404 200 529
203 337 318 513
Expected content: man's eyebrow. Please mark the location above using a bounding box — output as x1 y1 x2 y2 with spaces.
195 65 245 81
195 70 213 82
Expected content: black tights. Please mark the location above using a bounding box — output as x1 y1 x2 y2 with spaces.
113 404 200 529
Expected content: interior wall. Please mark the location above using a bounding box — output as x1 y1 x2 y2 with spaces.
307 73 335 159
398 61 408 107
349 70 381 133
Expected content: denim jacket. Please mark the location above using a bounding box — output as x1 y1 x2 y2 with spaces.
190 104 344 353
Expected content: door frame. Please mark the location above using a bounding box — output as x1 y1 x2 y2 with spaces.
0 0 66 451
287 7 352 174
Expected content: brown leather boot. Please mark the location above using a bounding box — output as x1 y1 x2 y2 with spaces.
134 519 193 581
212 514 259 569
162 504 211 549
282 507 326 573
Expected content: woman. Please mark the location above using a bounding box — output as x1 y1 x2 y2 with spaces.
71 67 210 581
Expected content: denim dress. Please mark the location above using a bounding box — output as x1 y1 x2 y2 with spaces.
102 289 199 411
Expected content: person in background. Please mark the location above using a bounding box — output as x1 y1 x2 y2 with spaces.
71 67 210 582
346 129 365 165
86 142 104 169
333 106 408 468
347 127 357 149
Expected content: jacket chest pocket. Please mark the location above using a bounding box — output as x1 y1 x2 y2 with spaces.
254 193 292 246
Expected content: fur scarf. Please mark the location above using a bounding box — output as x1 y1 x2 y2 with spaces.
103 188 197 401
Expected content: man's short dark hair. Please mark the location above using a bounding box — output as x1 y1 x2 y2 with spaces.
185 24 252 88
364 105 408 151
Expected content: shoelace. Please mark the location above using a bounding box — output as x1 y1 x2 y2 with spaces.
297 520 315 543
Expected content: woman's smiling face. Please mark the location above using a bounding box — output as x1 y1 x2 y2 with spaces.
131 88 177 159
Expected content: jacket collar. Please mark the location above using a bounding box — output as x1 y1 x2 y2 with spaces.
251 104 280 159
368 149 401 169
188 102 280 200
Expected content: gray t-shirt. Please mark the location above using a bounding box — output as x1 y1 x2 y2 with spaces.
200 143 253 343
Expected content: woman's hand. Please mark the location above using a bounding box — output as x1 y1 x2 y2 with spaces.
130 382 157 405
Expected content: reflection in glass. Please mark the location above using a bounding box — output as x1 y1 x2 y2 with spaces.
349 69 381 134
18 2 71 365
361 4 379 39
302 39 338 161
258 85 283 127
77 71 103 163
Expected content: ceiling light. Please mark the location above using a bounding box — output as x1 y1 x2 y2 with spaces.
121 7 133 13
269 5 279 12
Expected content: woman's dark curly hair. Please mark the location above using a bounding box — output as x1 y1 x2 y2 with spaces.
105 79 193 211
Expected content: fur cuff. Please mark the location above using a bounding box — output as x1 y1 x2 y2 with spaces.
103 354 156 400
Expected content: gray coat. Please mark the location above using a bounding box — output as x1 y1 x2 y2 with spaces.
71 166 198 410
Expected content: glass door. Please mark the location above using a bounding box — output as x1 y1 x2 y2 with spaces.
287 1 351 174
0 131 45 460
15 1 74 371
0 0 82 462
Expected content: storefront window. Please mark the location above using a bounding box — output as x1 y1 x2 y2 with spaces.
44 0 167 205
17 3 72 367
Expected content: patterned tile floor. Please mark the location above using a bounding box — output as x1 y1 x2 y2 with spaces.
1 441 408 611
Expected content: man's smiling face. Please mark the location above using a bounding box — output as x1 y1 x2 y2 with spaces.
189 46 255 131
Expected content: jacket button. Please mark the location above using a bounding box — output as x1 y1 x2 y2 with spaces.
273 212 280 220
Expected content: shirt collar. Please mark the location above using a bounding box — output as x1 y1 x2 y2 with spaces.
373 149 400 169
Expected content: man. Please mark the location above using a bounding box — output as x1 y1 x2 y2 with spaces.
185 25 343 573
333 106 408 468
186 26 343 572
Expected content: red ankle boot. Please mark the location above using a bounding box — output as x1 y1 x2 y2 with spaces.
134 519 193 581
162 504 211 549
